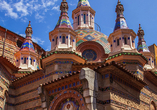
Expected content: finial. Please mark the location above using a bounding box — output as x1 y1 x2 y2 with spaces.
25 21 33 37
137 24 144 36
118 0 121 4
139 24 142 30
60 0 68 13
28 21 31 27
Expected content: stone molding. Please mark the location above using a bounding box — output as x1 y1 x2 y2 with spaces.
49 89 86 110
80 67 98 110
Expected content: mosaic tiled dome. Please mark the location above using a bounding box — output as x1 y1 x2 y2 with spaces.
20 39 35 52
75 29 110 54
77 0 90 8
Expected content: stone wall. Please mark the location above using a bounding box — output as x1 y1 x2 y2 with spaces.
0 65 11 110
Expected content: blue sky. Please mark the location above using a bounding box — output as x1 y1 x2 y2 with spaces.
0 0 156 51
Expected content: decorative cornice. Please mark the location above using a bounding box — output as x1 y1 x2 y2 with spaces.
42 71 80 86
12 69 43 83
94 61 147 86
105 52 148 62
41 51 87 60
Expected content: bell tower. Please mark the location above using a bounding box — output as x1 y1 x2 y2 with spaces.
72 0 95 30
106 1 147 80
137 24 154 69
108 0 137 56
49 0 77 52
14 21 39 72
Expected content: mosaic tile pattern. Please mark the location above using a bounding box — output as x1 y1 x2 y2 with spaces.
75 29 110 54
58 98 79 110
20 40 35 52
55 18 73 29
137 42 150 52
77 0 90 8
84 35 95 41
114 18 128 31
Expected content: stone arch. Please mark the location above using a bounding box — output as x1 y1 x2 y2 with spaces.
3 90 9 110
49 90 87 110
150 101 156 110
76 41 107 61
116 37 120 46
123 35 128 44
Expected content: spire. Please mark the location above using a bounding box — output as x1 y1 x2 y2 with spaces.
114 0 128 31
25 21 33 37
137 24 150 52
77 0 90 8
54 0 73 29
20 21 35 52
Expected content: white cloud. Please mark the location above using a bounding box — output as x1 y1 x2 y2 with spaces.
32 36 45 45
52 5 59 11
33 4 42 11
21 17 28 22
0 0 59 22
0 1 18 19
20 33 45 45
14 0 28 17
69 3 76 6
19 34 25 37
41 0 55 8
35 13 44 22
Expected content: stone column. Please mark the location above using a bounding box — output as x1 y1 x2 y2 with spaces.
130 36 133 49
38 84 49 110
80 68 98 110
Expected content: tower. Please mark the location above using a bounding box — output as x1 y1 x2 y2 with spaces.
108 0 137 56
137 24 154 69
49 0 77 52
106 1 147 79
72 0 95 30
14 21 39 71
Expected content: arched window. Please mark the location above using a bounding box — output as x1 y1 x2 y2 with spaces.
24 57 26 64
150 101 156 110
84 14 86 24
124 37 127 44
78 15 80 25
62 36 65 43
117 39 119 46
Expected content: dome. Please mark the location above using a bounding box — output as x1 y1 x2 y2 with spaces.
77 0 90 8
75 29 110 54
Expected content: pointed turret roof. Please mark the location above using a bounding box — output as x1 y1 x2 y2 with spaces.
77 0 90 8
54 0 73 29
114 0 128 31
20 21 35 52
137 24 150 52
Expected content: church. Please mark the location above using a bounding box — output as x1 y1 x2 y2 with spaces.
0 0 157 110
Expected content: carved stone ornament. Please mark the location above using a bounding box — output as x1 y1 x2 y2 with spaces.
60 0 68 13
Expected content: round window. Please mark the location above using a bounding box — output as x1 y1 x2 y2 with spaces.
82 49 97 61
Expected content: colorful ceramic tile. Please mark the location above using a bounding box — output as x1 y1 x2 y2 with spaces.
84 35 95 41
75 29 110 54
58 98 80 110
76 40 84 47
77 0 90 8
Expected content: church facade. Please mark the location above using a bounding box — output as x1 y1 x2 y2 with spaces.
0 0 157 110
